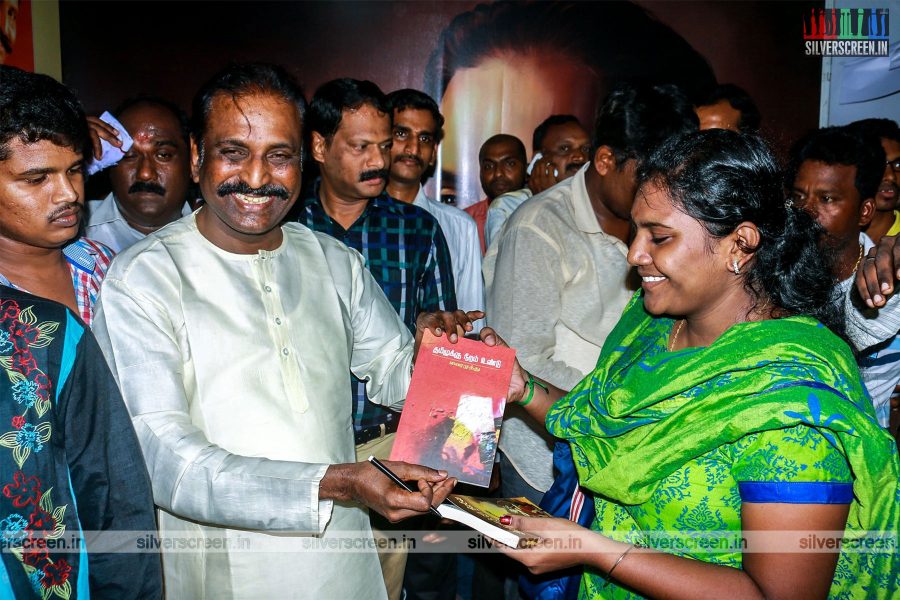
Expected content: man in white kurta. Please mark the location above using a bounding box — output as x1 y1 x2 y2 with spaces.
93 214 413 598
91 63 455 600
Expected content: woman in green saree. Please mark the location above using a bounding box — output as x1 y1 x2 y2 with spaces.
495 130 899 598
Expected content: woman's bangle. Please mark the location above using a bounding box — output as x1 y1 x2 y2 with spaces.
519 372 548 406
601 543 638 588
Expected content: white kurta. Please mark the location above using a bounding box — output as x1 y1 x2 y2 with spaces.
92 214 413 599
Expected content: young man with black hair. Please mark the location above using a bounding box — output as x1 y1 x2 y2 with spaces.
789 125 900 429
0 64 160 599
0 65 115 326
385 88 483 320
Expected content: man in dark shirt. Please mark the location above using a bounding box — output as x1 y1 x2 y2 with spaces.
297 77 457 600
0 285 160 598
298 78 457 446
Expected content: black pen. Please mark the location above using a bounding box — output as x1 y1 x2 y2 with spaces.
367 455 443 517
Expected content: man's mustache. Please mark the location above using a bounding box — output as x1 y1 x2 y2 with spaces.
396 154 424 168
565 161 585 173
216 181 290 200
128 181 167 196
359 169 388 183
48 203 80 221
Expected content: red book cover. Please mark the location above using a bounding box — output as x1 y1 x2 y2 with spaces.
390 331 516 487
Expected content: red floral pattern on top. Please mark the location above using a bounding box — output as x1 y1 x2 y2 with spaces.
0 299 71 598
42 559 71 587
3 471 41 507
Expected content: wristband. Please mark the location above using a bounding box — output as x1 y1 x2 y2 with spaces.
519 372 548 406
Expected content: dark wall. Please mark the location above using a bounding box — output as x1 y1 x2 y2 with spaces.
60 1 821 154
637 1 824 152
60 1 479 113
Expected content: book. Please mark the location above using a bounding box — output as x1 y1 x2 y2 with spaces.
437 495 550 548
390 331 516 487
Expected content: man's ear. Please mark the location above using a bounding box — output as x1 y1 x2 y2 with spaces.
593 146 616 177
311 131 328 164
859 196 876 228
190 135 201 183
728 221 762 272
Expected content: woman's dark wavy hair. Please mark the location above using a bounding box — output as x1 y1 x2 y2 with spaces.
0 65 89 161
637 129 847 341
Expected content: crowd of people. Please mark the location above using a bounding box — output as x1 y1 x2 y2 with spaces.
0 58 898 600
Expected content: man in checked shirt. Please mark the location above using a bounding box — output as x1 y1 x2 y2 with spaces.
297 77 458 599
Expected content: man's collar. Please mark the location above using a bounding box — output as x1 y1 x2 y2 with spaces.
99 192 192 227
305 176 402 215
569 164 602 234
88 192 125 225
62 238 100 274
413 184 429 208
303 176 404 211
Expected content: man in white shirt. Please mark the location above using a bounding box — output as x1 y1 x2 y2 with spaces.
92 63 464 600
385 88 484 318
85 97 193 252
484 115 591 249
484 83 698 500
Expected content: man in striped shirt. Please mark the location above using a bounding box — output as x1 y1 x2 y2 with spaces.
0 65 114 326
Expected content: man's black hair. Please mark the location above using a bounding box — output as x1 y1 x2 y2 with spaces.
593 83 699 167
386 89 444 143
479 134 526 163
0 65 90 161
308 78 389 140
698 84 761 133
532 115 581 154
114 95 191 147
845 118 900 145
426 1 715 102
787 126 885 202
191 62 306 154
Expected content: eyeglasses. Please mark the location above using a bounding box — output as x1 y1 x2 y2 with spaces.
888 158 900 173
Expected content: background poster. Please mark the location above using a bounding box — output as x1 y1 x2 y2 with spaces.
60 1 822 207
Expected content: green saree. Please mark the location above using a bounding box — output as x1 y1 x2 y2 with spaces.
546 293 900 599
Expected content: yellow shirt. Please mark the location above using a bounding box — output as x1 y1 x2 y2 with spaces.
886 210 900 237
